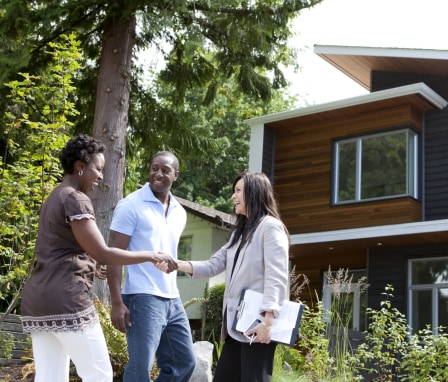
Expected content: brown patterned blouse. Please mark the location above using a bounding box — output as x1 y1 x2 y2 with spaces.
21 185 99 333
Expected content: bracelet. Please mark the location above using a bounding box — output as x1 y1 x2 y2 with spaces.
261 321 272 329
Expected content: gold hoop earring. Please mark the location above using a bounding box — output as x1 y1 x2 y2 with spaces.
78 170 83 176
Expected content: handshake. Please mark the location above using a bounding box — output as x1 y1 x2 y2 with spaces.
153 252 178 273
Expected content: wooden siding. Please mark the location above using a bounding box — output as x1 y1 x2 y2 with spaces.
289 245 367 306
271 105 424 235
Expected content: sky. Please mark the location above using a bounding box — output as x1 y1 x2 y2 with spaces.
289 0 448 106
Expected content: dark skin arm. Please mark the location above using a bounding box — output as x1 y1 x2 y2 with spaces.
70 218 177 267
107 230 132 333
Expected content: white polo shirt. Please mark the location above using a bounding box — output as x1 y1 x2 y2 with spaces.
110 183 186 298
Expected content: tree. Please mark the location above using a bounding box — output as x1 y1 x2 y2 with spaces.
0 1 323 301
0 0 322 206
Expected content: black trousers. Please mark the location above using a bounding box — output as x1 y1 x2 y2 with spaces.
213 335 277 382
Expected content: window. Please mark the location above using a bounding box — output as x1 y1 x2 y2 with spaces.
177 235 193 277
408 258 448 334
322 269 368 331
333 128 417 204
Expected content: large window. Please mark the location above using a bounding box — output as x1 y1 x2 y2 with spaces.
408 258 448 334
333 128 418 204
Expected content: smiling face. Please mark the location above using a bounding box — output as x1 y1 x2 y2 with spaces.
232 178 247 216
79 153 105 194
149 154 179 198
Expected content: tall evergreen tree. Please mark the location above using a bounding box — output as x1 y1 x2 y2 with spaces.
0 0 323 239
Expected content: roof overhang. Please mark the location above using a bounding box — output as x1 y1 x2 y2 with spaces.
314 45 448 91
290 219 448 257
245 82 447 127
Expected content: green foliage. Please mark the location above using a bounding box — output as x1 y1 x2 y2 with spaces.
350 286 448 381
0 34 81 314
296 298 335 380
400 326 448 382
353 285 408 381
0 0 318 212
94 298 128 378
202 283 225 344
0 331 14 360
272 345 304 382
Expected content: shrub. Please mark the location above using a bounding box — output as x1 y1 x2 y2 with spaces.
353 285 408 381
202 283 225 344
94 298 129 378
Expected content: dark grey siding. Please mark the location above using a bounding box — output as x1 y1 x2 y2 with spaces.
424 110 448 220
371 71 448 221
368 243 448 318
368 246 407 314
262 126 276 185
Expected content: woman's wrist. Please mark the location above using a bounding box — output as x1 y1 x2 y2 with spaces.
261 320 272 329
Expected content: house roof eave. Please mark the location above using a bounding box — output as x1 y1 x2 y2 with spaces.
313 45 448 91
290 219 448 246
244 82 447 127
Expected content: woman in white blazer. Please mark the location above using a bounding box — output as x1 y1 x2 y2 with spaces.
175 172 290 382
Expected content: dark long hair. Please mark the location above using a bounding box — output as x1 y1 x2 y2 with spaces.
228 172 288 248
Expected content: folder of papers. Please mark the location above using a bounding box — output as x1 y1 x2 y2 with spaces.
232 288 304 347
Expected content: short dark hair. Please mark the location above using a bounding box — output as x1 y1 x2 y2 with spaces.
151 151 180 171
59 134 105 174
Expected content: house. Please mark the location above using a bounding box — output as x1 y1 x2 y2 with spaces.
246 45 448 333
175 196 235 332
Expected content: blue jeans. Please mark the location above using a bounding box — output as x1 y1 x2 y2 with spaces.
122 294 195 382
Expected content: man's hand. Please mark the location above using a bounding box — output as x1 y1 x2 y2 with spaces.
111 302 131 333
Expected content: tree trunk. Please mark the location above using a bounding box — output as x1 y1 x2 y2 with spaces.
91 7 136 302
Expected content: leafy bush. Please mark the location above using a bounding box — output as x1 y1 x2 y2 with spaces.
400 326 448 381
0 34 80 315
94 298 129 378
202 283 225 344
353 285 408 381
0 331 14 360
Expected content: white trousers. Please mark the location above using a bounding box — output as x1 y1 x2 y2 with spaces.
31 322 113 382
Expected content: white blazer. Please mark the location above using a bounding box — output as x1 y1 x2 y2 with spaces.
191 215 289 342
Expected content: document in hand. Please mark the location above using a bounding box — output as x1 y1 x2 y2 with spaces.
232 289 304 347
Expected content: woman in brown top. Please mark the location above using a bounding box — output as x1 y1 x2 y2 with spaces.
21 134 176 382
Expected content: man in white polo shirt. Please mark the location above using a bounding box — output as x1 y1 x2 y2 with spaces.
107 151 195 382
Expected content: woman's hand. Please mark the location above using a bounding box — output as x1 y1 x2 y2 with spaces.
244 311 275 344
244 320 272 344
95 263 107 280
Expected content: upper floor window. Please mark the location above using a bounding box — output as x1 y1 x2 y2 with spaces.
333 128 418 204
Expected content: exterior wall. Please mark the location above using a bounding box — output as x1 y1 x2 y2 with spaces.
289 245 367 305
367 243 448 316
371 71 448 221
424 109 448 220
177 213 231 320
270 104 423 235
